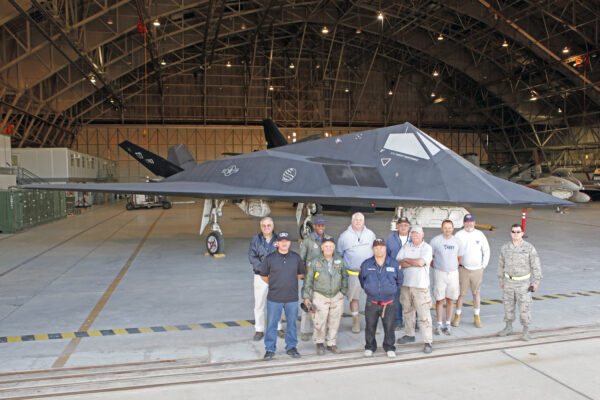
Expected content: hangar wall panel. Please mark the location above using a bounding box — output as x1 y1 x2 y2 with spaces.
74 125 488 183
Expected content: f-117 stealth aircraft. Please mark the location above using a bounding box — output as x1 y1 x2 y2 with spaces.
24 122 572 255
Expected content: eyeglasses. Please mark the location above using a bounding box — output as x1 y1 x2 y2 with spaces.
511 230 522 234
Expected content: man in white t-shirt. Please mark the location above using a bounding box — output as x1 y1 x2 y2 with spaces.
396 226 434 354
430 220 463 336
453 213 490 328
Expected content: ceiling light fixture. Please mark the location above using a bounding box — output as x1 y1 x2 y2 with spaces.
226 60 232 67
89 75 96 84
107 16 114 25
324 132 329 137
558 107 562 113
433 97 445 104
322 25 329 34
430 92 436 97
432 70 439 77
388 89 393 95
356 27 362 34
377 12 384 21
160 59 166 66
344 87 350 93
502 39 509 48
269 85 274 91
562 46 569 54
437 33 444 41
289 63 295 69
152 18 160 26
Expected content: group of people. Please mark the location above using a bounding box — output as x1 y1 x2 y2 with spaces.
249 212 542 361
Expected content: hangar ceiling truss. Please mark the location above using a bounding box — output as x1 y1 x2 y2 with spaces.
0 0 598 166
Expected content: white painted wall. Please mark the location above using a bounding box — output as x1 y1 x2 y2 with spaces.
11 148 114 182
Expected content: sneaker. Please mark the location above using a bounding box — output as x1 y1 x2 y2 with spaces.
442 325 451 336
474 315 483 328
434 325 442 335
286 347 301 358
451 313 461 327
386 350 396 358
424 343 433 354
326 345 341 354
300 333 310 341
277 329 286 338
253 331 264 341
263 351 275 361
364 349 374 357
397 335 416 344
316 343 325 355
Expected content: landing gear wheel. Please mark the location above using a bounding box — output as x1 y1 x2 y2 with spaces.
206 231 225 255
299 220 314 239
162 201 172 209
126 202 134 211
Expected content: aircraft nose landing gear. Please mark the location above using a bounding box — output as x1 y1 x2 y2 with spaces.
202 199 226 257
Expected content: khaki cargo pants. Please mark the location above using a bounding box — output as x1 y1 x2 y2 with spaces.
502 279 531 326
312 291 344 346
400 286 433 344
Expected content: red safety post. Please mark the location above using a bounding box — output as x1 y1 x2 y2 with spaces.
521 208 527 234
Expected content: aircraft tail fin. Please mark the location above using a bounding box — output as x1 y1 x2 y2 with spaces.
119 140 184 178
262 119 288 148
167 144 196 170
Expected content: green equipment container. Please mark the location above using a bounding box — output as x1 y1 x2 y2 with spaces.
0 190 25 233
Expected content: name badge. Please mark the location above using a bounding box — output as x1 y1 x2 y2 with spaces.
386 267 395 272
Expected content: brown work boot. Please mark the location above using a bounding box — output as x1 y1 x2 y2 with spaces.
326 345 341 354
451 313 461 327
316 343 326 355
352 315 360 334
474 315 483 328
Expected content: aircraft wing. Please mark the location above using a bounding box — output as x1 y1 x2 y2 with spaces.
24 123 574 208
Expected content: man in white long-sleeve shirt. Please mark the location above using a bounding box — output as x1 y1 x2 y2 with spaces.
452 213 490 328
337 212 376 334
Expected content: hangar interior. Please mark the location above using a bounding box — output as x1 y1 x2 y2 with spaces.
1 1 600 398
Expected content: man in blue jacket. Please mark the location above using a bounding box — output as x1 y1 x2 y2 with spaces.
248 217 283 341
386 217 412 330
359 238 403 358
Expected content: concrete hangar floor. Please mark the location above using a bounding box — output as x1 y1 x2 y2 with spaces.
0 200 599 399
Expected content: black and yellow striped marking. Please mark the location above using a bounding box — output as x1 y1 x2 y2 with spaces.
2 290 599 344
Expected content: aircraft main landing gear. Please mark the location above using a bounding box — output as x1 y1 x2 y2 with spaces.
297 202 321 239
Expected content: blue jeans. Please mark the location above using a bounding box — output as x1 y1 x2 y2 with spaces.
265 300 298 352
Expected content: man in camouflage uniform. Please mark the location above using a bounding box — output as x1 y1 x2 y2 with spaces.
497 224 542 341
302 237 348 355
299 217 333 341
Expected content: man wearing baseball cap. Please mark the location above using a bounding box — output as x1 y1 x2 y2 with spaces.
453 213 490 328
386 216 412 330
396 226 434 354
259 232 305 361
359 238 403 358
299 216 333 341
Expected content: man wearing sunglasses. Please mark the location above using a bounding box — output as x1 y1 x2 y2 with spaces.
497 224 542 341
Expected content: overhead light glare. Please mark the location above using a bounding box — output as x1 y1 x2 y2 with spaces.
322 25 329 34
226 60 232 67
344 87 350 93
89 75 96 84
437 33 444 41
160 59 166 66
324 132 329 137
502 39 509 48
377 12 384 21
529 95 537 101
269 85 274 91
107 16 114 25
241 23 246 30
356 27 362 34
315 64 320 69
562 46 570 54
432 70 439 77
430 92 436 97
152 18 160 26
388 89 393 95
558 107 562 113
289 62 295 69
433 97 445 104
